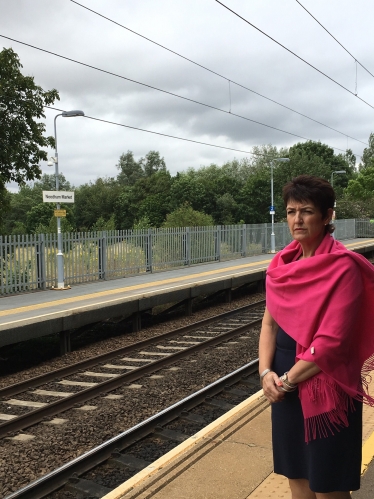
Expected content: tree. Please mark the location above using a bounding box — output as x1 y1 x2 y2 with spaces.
359 133 374 170
74 177 121 230
91 214 116 231
0 48 59 186
26 203 54 233
116 150 144 186
133 170 173 227
140 150 166 177
344 166 374 201
163 203 215 227
2 173 72 234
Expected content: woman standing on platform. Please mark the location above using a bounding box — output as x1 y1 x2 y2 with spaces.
259 175 374 499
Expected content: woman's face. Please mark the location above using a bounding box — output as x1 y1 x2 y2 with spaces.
286 199 332 245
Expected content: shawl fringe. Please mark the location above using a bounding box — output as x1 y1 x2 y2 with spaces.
300 375 355 442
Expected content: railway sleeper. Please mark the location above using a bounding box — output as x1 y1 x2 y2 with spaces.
153 426 189 443
204 397 235 411
108 452 151 471
241 376 260 388
180 410 206 425
65 476 112 498
224 386 248 397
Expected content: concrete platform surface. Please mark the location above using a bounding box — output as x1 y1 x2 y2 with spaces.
102 386 374 499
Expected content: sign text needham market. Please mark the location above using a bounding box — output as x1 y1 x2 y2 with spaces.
42 191 75 203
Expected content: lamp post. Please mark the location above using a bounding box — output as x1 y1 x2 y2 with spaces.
330 170 346 188
330 170 346 239
270 157 290 253
53 110 84 289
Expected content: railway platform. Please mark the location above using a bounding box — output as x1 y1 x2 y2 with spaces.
101 386 374 499
0 238 374 353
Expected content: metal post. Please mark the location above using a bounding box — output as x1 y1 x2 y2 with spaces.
330 170 346 240
52 110 84 289
270 161 275 253
269 158 289 253
54 114 65 289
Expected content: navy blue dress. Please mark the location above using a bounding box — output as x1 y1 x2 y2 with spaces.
271 327 362 493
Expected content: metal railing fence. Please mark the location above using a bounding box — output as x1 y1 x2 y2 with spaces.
0 218 370 295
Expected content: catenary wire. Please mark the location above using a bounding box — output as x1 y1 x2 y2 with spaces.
295 0 374 79
45 106 270 158
214 0 374 111
0 34 329 146
45 106 362 159
69 0 367 146
0 34 360 155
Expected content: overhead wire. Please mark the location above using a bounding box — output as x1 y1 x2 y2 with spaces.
45 106 362 159
295 0 374 80
0 34 362 156
0 34 333 147
214 0 374 111
45 106 272 158
69 0 367 146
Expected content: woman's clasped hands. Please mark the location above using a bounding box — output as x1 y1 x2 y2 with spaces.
261 370 286 403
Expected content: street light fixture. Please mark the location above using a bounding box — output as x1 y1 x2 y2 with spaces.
270 157 290 253
53 110 84 289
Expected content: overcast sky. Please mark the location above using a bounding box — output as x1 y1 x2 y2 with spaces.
1 0 374 190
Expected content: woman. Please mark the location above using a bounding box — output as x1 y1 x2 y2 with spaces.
259 175 374 499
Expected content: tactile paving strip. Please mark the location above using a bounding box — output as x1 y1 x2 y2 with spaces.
246 472 289 498
247 398 374 498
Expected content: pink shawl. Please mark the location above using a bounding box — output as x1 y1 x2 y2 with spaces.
266 233 374 441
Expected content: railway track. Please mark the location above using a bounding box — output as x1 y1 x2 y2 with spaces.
0 300 265 438
5 359 263 499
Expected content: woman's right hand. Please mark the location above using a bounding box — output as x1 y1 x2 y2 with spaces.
262 371 285 403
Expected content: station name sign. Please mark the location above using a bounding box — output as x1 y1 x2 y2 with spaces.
43 191 75 203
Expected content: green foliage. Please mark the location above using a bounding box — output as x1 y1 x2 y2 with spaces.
239 166 271 224
113 187 135 230
0 48 59 186
74 177 121 230
336 195 374 219
126 169 172 228
163 203 214 228
2 174 72 234
140 150 166 177
26 203 54 233
116 150 144 186
345 166 374 200
2 136 373 235
11 221 27 235
91 214 116 231
133 216 152 230
360 133 374 170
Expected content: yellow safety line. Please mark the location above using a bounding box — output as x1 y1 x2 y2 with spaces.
345 239 374 248
362 430 374 475
0 259 270 318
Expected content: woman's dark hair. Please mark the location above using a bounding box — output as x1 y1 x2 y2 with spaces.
282 175 336 233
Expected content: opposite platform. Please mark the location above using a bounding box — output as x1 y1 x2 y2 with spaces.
0 238 373 349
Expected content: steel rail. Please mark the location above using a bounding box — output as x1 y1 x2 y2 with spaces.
4 359 261 499
0 300 265 398
0 312 263 437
